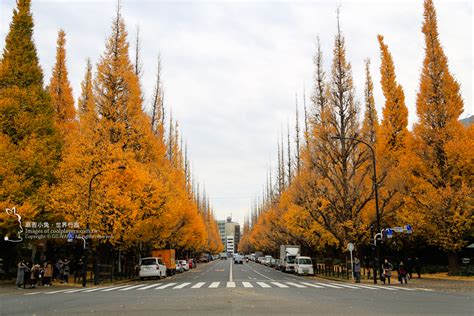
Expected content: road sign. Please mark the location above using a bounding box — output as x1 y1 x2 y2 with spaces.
393 227 404 233
347 243 355 280
347 243 354 252
67 232 74 242
404 224 413 233
385 229 393 238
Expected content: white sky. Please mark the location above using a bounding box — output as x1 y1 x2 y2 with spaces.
1 0 472 226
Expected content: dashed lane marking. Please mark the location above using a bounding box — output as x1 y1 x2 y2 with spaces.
173 282 191 289
155 283 177 290
329 283 359 289
285 282 306 288
137 284 161 290
300 282 324 288
314 282 343 289
191 282 206 289
256 282 271 288
101 285 130 292
119 284 148 291
271 282 289 288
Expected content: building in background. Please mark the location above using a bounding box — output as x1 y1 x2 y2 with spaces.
217 216 240 254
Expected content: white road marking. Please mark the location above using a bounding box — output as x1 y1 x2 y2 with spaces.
391 286 416 291
414 288 434 292
24 292 42 296
137 284 161 290
251 269 274 281
173 282 191 289
101 285 130 292
119 284 148 291
300 282 324 288
209 282 220 288
227 282 236 288
82 287 114 293
330 283 359 289
44 289 73 294
315 283 343 289
271 282 289 288
286 282 307 288
349 284 380 290
63 288 92 293
191 282 206 288
373 285 399 291
256 282 271 288
229 259 233 282
242 282 253 288
155 283 177 290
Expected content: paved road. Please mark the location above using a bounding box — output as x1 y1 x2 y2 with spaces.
1 259 472 315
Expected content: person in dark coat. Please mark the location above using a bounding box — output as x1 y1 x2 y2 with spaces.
398 261 408 284
382 259 393 285
16 260 26 289
353 257 361 283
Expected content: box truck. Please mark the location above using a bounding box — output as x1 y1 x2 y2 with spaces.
279 245 300 272
152 249 176 275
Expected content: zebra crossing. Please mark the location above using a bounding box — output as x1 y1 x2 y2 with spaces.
24 281 429 295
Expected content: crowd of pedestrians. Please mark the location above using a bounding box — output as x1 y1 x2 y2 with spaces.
16 257 84 289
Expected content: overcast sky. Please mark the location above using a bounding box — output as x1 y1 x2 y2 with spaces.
1 0 472 225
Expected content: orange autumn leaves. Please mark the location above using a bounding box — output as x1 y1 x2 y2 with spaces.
0 0 222 254
241 0 473 262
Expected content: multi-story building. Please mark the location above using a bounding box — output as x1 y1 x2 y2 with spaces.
217 216 240 254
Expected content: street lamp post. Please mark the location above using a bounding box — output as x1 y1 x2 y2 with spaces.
82 165 126 287
331 135 381 284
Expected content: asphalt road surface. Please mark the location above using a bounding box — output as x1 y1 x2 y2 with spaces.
1 259 472 316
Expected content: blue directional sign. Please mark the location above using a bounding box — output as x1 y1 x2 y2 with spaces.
386 228 393 238
67 232 75 242
404 224 413 233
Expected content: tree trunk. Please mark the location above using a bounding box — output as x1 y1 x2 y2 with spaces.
447 252 459 276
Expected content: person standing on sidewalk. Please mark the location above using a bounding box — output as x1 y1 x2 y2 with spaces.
16 260 26 289
382 259 393 285
43 261 53 286
398 261 408 284
353 257 361 283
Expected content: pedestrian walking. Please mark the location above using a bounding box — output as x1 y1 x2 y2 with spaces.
56 259 63 282
43 261 53 286
30 263 40 288
63 258 70 283
353 257 361 283
382 259 393 285
16 260 26 289
398 261 408 284
74 258 83 283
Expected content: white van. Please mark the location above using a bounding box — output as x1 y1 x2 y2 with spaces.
139 257 167 280
294 256 313 276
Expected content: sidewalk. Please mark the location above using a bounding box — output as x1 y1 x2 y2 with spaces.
310 273 474 293
0 278 136 296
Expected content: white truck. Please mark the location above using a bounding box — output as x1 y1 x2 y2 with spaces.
279 245 301 273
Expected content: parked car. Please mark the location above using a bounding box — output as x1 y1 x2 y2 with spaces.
199 254 209 263
234 254 244 264
175 260 184 273
179 259 189 271
264 255 273 266
294 256 314 276
139 257 167 280
270 258 279 268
